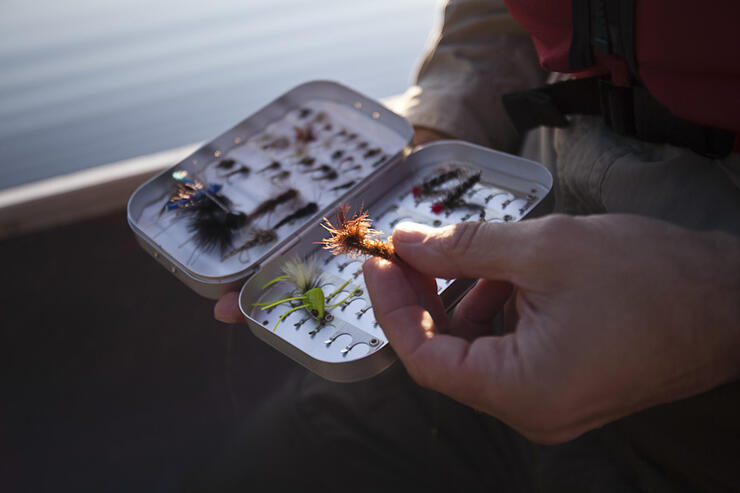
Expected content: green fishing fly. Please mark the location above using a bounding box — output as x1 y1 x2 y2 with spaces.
254 258 360 332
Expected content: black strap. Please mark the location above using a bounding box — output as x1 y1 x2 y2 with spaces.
569 0 593 70
502 77 735 158
569 0 639 82
501 78 598 133
606 0 639 81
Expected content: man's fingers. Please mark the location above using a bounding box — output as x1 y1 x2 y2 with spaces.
363 257 519 409
391 218 556 282
450 280 512 340
362 258 448 339
214 291 245 323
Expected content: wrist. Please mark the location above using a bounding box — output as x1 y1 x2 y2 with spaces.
700 230 740 380
653 228 740 407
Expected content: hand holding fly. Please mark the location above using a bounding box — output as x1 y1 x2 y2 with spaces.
363 215 740 444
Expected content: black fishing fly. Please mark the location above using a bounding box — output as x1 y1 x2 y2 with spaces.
273 202 319 229
412 169 463 199
431 171 483 217
163 170 247 254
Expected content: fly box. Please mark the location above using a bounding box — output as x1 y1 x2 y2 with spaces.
127 81 553 382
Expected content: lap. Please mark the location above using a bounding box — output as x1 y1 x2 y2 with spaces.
185 363 684 492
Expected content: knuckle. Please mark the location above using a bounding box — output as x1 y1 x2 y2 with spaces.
438 221 484 260
535 214 574 237
528 214 578 256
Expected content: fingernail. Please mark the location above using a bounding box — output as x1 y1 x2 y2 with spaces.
393 222 435 244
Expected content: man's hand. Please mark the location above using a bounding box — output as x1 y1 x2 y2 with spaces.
363 215 740 444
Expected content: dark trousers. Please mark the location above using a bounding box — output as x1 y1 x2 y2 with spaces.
185 362 686 492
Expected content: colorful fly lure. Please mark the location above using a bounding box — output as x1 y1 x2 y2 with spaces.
162 170 222 212
162 170 247 254
320 204 395 260
254 258 360 332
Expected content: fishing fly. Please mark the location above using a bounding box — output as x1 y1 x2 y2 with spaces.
305 164 338 181
293 124 316 144
224 165 251 180
343 164 362 173
314 169 338 181
214 189 298 258
329 180 356 192
222 229 278 261
242 188 299 227
412 168 463 199
254 258 360 332
272 202 318 230
363 147 382 159
320 204 395 260
371 155 388 168
431 171 483 217
162 170 247 254
258 161 281 174
215 158 236 170
302 164 331 174
269 170 291 184
297 156 315 167
161 170 220 213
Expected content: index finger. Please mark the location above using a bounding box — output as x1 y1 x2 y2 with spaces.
363 258 515 408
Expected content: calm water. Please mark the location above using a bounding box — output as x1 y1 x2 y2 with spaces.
0 0 441 190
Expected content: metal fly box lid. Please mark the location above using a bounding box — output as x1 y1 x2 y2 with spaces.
239 140 552 382
127 81 413 299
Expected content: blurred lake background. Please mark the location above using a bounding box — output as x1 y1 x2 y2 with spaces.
0 0 441 190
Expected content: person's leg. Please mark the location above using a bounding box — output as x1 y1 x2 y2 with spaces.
549 114 740 234
186 358 692 492
184 362 536 492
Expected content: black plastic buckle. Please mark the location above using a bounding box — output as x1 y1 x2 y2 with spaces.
502 90 569 135
598 79 635 136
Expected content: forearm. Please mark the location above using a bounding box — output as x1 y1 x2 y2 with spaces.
399 0 545 151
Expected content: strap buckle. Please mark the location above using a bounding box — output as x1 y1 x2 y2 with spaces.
503 78 735 158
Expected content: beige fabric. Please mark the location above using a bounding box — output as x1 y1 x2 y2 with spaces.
400 0 740 235
550 116 740 233
398 0 544 152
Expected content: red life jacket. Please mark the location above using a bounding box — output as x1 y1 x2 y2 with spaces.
503 0 740 141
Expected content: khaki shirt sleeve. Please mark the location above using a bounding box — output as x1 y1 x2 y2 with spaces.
398 0 545 152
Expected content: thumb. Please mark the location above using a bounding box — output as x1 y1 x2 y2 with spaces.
392 220 538 281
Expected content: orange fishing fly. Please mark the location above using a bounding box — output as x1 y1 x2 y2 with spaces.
320 204 395 260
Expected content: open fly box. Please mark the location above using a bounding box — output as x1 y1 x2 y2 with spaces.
127 81 553 382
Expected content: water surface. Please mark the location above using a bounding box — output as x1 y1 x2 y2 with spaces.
0 0 441 189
